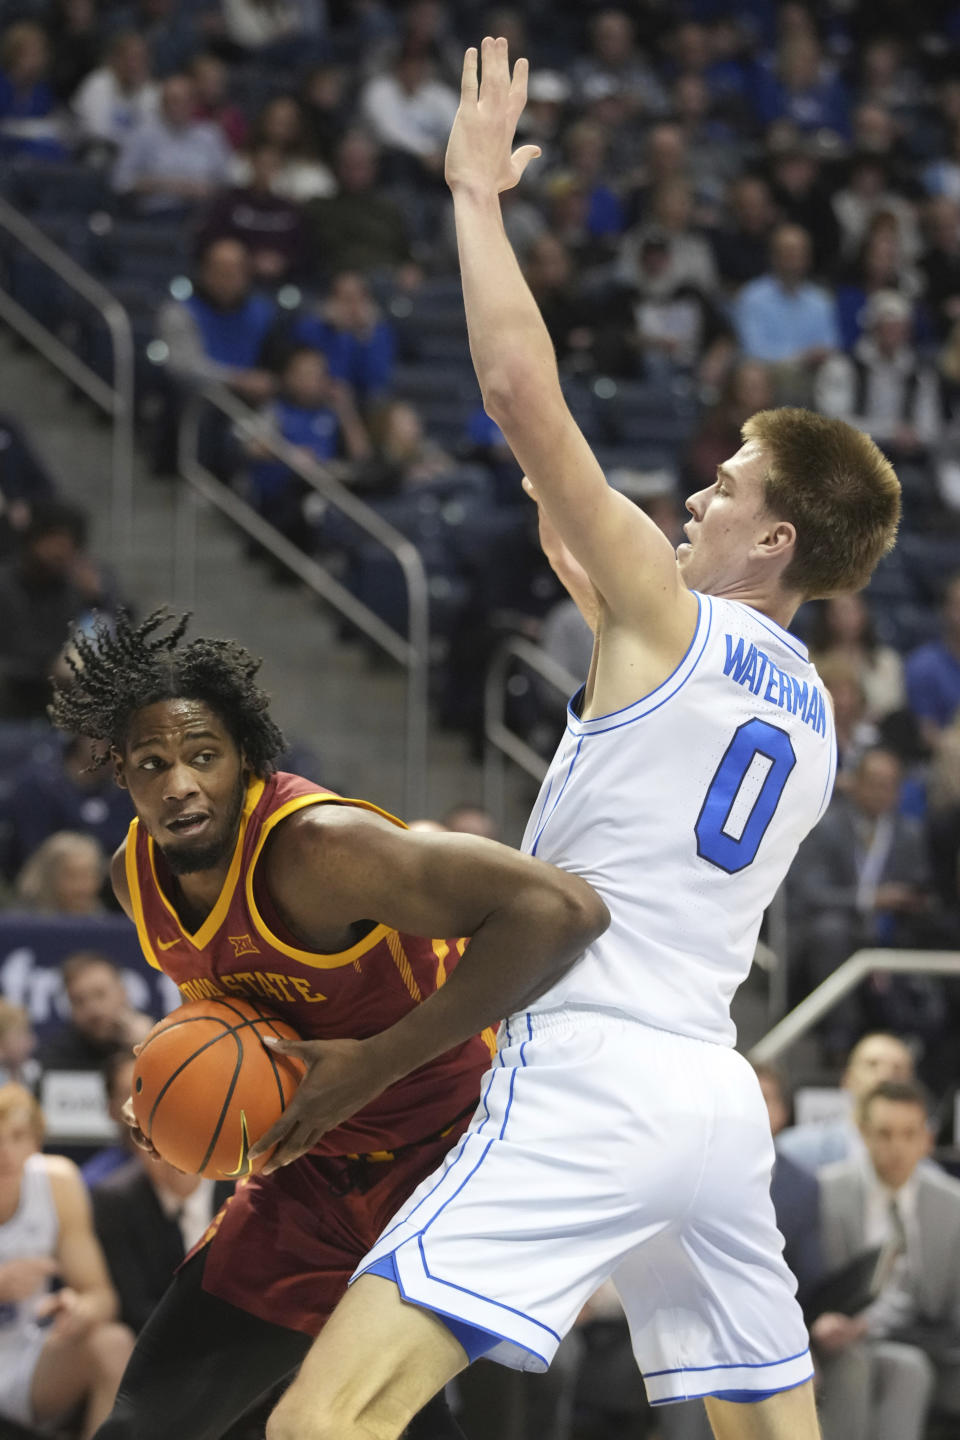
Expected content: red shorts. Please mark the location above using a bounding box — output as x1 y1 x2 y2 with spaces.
193 1123 469 1335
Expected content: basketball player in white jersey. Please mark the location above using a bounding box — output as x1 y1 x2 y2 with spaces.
264 38 901 1440
0 1084 132 1437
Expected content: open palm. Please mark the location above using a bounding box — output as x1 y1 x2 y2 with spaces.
445 36 542 195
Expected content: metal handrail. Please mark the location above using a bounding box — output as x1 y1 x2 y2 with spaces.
176 388 430 818
749 949 960 1064
483 634 579 826
0 194 134 555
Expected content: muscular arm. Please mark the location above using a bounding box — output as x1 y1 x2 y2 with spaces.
110 842 134 920
250 805 608 1167
447 40 696 653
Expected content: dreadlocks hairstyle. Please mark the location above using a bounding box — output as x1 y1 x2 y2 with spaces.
49 609 287 775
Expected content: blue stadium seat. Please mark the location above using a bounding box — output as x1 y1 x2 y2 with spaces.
5 158 113 216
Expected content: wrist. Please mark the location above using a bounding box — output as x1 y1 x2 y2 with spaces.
451 181 503 211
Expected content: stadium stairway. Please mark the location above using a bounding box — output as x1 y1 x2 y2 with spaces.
0 330 535 832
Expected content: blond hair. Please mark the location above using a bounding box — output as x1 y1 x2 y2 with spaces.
0 1000 29 1042
15 831 106 913
0 1082 44 1143
742 409 901 599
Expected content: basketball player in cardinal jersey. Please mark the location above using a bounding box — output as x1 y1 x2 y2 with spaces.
262 40 902 1440
48 609 607 1440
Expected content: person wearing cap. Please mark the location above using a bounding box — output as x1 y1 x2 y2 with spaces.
814 289 944 466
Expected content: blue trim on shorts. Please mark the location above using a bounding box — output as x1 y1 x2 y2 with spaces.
645 1347 810 1379
363 1254 497 1363
651 1371 814 1406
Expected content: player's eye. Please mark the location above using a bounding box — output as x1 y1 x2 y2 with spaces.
139 756 164 772
193 751 216 766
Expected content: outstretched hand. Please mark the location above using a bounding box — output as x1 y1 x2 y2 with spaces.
249 1035 392 1175
445 36 542 195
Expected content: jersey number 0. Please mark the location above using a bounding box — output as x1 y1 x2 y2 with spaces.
695 718 797 874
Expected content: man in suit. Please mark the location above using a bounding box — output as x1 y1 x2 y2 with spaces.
814 1079 960 1440
786 747 935 1056
777 1031 914 1175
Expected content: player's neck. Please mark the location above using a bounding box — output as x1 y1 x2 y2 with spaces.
708 580 799 635
167 852 236 929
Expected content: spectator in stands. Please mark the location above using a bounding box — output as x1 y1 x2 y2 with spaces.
921 196 960 342
807 593 906 725
38 952 152 1072
0 499 114 721
814 290 944 472
2 733 132 880
219 0 326 62
778 1032 915 1174
733 223 839 396
81 1049 137 1188
684 360 775 491
709 174 778 291
240 347 370 544
570 7 667 119
93 1143 231 1335
752 32 851 139
0 1001 37 1089
112 72 230 215
108 0 202 79
230 95 334 203
0 20 68 159
835 214 924 353
818 656 881 790
157 237 279 405
0 1083 133 1438
549 118 625 243
670 74 741 212
0 411 56 559
299 63 350 163
304 130 416 283
814 1080 960 1440
522 233 597 373
361 401 454 494
359 44 459 182
71 31 158 153
189 51 247 152
832 154 922 265
905 572 960 740
198 142 308 284
623 177 719 295
295 269 396 405
787 748 934 1057
15 832 107 917
764 128 841 275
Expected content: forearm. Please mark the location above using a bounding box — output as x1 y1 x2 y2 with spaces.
366 887 603 1086
453 186 560 413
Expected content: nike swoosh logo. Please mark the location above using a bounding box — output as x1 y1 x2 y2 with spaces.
156 936 181 951
223 1111 251 1179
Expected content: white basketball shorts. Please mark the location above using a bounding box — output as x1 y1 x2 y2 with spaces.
355 1009 813 1406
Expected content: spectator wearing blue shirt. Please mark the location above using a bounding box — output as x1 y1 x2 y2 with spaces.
0 21 68 160
112 72 230 215
241 347 370 545
752 33 851 139
733 223 839 391
296 271 396 406
905 573 960 742
157 238 279 406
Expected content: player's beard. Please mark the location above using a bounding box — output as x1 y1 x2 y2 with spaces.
159 773 247 875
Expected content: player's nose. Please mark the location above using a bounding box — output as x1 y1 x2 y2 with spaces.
163 761 201 802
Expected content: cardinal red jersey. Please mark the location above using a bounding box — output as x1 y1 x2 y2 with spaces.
125 771 495 1158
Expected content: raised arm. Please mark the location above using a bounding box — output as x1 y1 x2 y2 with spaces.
249 804 608 1170
447 38 696 645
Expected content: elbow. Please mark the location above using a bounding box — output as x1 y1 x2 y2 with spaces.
551 875 609 954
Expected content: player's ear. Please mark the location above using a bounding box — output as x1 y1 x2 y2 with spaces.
757 519 795 560
111 746 128 791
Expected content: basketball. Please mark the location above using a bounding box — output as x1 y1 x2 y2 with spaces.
131 998 305 1180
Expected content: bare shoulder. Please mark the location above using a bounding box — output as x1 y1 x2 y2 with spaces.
585 588 702 718
263 802 402 890
43 1154 87 1211
110 840 133 919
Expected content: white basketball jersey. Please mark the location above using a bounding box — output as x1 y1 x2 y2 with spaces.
521 592 836 1045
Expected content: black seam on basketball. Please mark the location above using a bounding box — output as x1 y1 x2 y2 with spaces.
196 1030 245 1175
263 1043 288 1111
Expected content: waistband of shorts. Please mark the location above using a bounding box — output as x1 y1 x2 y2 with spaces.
501 1006 732 1048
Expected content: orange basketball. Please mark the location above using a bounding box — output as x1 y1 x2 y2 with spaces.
132 998 305 1180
